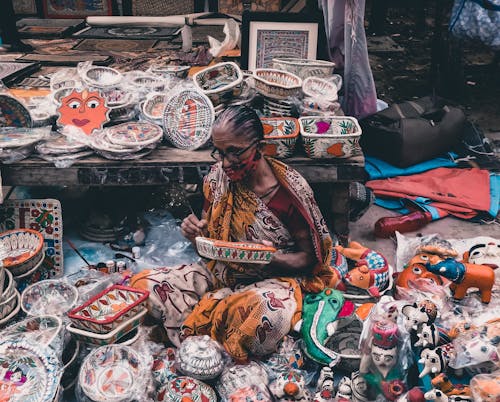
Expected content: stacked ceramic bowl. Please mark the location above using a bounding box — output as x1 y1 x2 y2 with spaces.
0 228 45 283
90 121 163 160
0 268 21 327
193 62 244 107
36 133 93 166
140 92 168 125
102 88 137 123
66 284 149 346
0 127 51 163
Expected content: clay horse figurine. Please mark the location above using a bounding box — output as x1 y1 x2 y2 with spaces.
425 257 495 303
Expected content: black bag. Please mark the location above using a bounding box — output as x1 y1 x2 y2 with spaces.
359 96 466 167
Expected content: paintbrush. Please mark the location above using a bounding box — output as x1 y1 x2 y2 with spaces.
66 239 94 268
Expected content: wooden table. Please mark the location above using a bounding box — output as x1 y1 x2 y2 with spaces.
1 146 366 243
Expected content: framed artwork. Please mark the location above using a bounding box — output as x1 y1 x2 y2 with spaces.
43 0 113 18
218 0 281 15
13 0 39 15
241 11 324 71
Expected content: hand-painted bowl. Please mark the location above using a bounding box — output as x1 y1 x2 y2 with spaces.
195 237 276 264
0 228 44 276
21 279 79 316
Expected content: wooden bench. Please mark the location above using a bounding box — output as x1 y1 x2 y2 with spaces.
1 146 366 243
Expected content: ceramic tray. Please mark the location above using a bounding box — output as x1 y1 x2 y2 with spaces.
261 117 300 159
0 127 49 149
195 237 276 264
0 94 33 128
163 89 214 151
66 308 147 345
79 344 146 402
0 228 44 275
21 279 78 316
68 284 149 334
0 339 61 402
105 122 163 147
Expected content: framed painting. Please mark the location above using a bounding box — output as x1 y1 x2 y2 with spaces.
218 0 281 15
43 0 113 19
13 0 39 15
241 11 325 71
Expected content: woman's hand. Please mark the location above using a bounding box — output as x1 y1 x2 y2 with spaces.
181 214 208 243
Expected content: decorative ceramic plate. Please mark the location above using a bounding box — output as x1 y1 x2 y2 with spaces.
68 285 149 334
36 135 88 155
66 308 147 346
79 345 146 402
156 376 217 402
21 279 78 316
0 94 32 128
163 89 214 151
0 127 49 149
4 315 63 351
38 150 94 164
90 132 142 153
105 122 163 147
0 228 44 273
195 237 276 264
0 339 61 402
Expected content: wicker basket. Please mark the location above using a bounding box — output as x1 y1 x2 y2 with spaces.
132 0 194 16
272 58 335 79
302 76 339 102
253 69 302 100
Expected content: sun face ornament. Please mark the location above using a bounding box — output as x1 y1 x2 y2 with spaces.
57 89 109 135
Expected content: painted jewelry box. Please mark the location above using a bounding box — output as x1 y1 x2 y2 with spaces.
68 284 149 334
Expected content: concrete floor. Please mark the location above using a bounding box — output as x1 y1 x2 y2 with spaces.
349 204 500 269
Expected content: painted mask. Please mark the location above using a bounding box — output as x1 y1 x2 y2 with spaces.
57 89 109 135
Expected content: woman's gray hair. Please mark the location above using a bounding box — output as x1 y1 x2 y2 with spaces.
212 105 264 142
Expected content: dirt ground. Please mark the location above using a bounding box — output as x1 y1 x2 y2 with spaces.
365 0 500 136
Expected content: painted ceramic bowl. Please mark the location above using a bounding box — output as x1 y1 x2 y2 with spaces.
3 315 63 350
105 122 163 148
152 347 178 388
271 58 335 79
0 339 61 402
298 116 362 159
154 65 190 79
253 69 302 100
66 308 147 346
177 335 225 380
302 76 339 102
131 74 166 92
0 94 33 128
79 345 147 402
0 288 19 320
195 237 276 264
163 89 214 150
62 336 80 371
21 279 78 316
261 117 300 158
1 268 15 303
0 228 44 276
12 250 47 293
68 285 149 334
36 134 88 155
216 361 269 398
82 66 122 88
193 62 243 104
51 87 77 106
156 376 217 402
325 318 363 372
0 290 20 328
101 88 133 108
142 93 168 122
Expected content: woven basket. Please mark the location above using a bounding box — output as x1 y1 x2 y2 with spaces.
302 76 338 102
132 0 194 16
272 58 335 79
253 69 302 100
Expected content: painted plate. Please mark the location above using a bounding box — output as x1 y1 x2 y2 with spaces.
195 236 276 264
163 89 214 150
79 345 146 402
0 95 32 128
0 127 49 148
0 339 61 402
105 122 163 147
36 134 87 155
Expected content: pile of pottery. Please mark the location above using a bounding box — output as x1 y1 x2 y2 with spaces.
0 228 46 325
66 284 149 346
90 121 163 160
36 133 93 166
0 126 51 163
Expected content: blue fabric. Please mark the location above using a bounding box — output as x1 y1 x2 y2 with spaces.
374 197 443 221
489 173 500 217
365 154 457 180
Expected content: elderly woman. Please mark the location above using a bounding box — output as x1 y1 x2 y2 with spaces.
131 106 341 362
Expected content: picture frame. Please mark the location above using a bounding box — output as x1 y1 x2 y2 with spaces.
42 0 113 19
13 0 40 16
240 11 326 71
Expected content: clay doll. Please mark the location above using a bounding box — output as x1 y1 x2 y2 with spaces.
268 369 312 401
360 320 407 401
313 366 335 402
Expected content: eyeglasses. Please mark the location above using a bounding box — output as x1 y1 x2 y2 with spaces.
210 140 259 162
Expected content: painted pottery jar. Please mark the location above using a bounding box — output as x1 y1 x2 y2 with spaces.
177 335 225 380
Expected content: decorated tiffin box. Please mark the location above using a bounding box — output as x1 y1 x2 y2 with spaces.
298 116 362 159
195 237 276 264
261 117 300 159
68 284 149 334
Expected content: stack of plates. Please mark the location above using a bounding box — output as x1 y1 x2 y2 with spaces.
80 222 127 243
90 121 163 160
0 127 50 163
262 97 296 118
36 134 92 164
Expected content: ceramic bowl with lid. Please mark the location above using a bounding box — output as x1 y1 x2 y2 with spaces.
176 335 225 380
